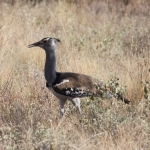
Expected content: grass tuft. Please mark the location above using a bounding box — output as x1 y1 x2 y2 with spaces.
0 1 150 149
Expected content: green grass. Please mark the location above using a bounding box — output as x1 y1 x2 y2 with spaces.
0 1 150 149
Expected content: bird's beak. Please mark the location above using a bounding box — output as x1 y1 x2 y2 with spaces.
28 41 40 48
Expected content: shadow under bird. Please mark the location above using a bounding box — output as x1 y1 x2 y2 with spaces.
28 37 130 117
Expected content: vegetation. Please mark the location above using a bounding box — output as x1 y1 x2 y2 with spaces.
0 0 150 149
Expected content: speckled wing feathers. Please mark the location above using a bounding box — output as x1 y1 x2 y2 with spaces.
46 72 130 104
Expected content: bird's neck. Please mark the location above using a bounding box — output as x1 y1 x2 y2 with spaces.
44 49 57 86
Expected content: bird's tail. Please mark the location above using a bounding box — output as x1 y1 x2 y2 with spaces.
93 79 130 104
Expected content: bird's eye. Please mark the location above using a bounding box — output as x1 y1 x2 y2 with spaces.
43 40 47 43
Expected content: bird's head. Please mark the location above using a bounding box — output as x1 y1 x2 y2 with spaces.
28 37 61 50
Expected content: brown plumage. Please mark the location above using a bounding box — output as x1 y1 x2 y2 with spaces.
52 72 97 96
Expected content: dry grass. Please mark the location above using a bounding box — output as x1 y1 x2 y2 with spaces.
0 1 150 150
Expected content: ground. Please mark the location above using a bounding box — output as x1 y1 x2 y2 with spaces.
0 0 150 149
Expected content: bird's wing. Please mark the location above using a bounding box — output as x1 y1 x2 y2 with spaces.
51 72 98 97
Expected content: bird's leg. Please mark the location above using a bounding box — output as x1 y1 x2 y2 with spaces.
70 98 82 115
59 99 67 118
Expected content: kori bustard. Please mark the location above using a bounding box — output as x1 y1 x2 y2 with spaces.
28 37 130 117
